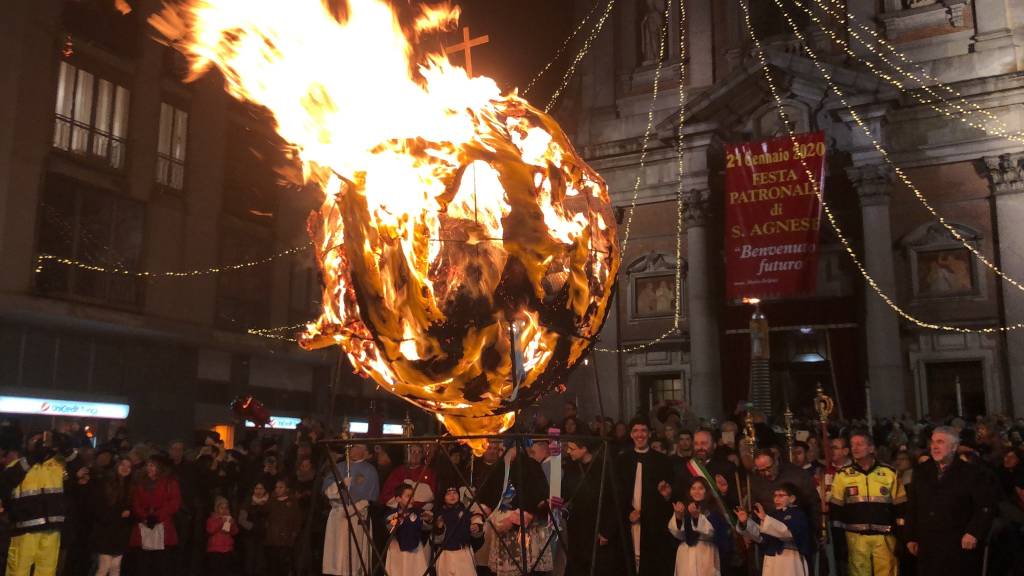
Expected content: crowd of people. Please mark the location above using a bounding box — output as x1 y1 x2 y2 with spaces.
1 400 1023 576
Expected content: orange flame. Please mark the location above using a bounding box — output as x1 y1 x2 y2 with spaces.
152 0 619 453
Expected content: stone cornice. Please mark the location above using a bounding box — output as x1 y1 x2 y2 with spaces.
982 153 1024 195
846 163 895 206
683 189 713 227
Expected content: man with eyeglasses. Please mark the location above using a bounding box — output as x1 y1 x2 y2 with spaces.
749 450 821 561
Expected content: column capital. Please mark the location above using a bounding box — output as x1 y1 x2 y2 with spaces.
683 189 713 228
982 153 1024 196
847 163 894 207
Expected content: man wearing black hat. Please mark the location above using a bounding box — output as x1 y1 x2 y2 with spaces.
614 415 673 576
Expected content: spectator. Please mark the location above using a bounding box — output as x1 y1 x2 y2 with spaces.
905 426 996 576
129 455 182 576
264 480 302 576
91 456 134 576
749 451 821 542
205 496 238 576
237 481 269 576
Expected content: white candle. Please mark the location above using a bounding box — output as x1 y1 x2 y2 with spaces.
865 384 873 434
956 377 964 418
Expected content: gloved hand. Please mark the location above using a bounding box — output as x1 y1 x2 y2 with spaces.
145 515 159 529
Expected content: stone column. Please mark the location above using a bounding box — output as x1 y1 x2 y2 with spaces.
973 0 1022 54
684 189 722 417
688 0 714 87
847 162 906 417
983 153 1024 416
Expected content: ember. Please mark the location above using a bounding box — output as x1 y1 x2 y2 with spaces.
152 0 619 450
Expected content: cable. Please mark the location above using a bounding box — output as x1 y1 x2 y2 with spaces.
738 0 1024 333
34 243 311 278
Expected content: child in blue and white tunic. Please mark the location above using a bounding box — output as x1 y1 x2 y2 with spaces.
668 477 733 576
735 482 812 576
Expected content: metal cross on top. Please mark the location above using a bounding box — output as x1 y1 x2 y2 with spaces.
444 26 489 77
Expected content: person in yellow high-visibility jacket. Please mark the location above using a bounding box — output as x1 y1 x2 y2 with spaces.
829 431 905 576
0 432 79 576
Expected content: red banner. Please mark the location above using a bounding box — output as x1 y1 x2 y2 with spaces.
724 132 825 301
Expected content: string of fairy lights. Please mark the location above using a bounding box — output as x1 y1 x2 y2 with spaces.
595 0 688 353
35 243 311 278
522 0 604 99
37 0 1024 344
543 0 617 113
810 0 1024 144
778 0 1024 300
737 0 1024 334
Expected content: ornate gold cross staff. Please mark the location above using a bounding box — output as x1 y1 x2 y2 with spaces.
814 383 835 543
444 26 490 77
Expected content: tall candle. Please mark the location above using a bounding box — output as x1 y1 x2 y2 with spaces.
955 377 964 418
865 384 873 435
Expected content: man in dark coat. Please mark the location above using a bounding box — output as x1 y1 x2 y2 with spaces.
563 439 621 576
749 450 821 532
614 415 674 576
673 430 739 509
905 426 996 576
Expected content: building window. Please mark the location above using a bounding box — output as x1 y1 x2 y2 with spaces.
925 360 984 419
216 219 274 331
289 259 322 324
640 373 684 410
53 61 130 169
223 118 286 224
156 103 188 190
36 172 144 308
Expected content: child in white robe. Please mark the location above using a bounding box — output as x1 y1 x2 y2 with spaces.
385 484 431 576
434 486 482 576
735 483 812 576
668 477 732 576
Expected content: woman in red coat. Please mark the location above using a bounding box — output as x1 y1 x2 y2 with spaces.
129 455 182 576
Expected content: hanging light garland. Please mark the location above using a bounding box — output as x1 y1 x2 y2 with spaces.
544 0 617 113
522 0 606 99
35 243 311 278
768 0 1024 313
738 0 1024 334
250 0 691 350
596 0 688 353
810 0 1024 143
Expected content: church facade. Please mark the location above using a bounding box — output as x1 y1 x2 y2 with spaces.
564 0 1024 423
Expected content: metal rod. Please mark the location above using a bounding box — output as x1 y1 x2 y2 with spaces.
588 442 609 576
319 433 605 446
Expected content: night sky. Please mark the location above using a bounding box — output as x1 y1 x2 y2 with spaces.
434 0 579 106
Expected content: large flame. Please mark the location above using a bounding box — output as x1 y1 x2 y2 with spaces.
153 0 619 451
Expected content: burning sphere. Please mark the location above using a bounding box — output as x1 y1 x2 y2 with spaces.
152 0 619 448
301 96 619 444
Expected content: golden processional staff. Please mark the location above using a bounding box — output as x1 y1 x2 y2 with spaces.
813 383 834 542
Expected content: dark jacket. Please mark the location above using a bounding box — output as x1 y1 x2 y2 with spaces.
264 495 302 547
750 462 821 535
89 474 133 555
905 457 996 576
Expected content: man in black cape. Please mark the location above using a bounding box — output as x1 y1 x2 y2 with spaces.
562 439 621 576
614 415 674 576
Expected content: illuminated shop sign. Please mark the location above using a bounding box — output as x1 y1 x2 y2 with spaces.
245 416 302 430
0 396 130 419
